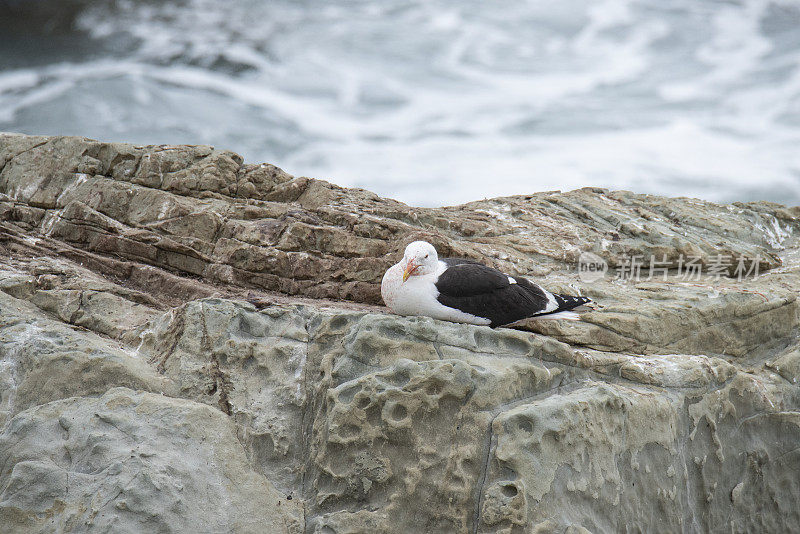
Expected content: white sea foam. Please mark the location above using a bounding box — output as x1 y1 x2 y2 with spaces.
2 0 799 207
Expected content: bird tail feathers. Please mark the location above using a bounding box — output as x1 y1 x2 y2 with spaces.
553 294 592 311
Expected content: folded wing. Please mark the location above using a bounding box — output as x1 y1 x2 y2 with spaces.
434 260 551 327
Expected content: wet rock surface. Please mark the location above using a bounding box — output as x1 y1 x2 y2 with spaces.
1 133 799 533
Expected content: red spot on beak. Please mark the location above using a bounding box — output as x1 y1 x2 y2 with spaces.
403 260 418 282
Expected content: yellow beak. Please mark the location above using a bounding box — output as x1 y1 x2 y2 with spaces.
402 261 416 282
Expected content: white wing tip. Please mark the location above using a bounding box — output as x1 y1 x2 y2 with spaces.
538 310 581 321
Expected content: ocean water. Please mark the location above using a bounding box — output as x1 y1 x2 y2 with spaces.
1 0 800 207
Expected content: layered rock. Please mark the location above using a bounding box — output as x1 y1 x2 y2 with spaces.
1 133 799 533
1 133 794 306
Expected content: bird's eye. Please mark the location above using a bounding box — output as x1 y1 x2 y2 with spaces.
424 253 429 258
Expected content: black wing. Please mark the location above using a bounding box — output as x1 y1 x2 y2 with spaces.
435 261 550 327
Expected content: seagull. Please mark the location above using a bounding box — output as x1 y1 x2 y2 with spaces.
381 241 592 327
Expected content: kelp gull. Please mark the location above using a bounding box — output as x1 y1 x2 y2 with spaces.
381 241 591 327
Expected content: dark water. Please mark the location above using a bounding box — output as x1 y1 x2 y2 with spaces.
2 0 800 207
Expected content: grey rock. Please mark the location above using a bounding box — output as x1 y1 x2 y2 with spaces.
0 388 302 533
1 133 799 533
0 291 172 430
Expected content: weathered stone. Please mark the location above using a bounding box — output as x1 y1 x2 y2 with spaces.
1 133 799 533
0 388 302 533
2 133 796 307
0 291 172 430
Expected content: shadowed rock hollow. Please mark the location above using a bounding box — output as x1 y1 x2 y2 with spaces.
1 133 799 533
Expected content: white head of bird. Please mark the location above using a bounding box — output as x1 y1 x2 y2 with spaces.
402 241 439 282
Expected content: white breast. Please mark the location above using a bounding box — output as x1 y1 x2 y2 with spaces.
381 260 491 326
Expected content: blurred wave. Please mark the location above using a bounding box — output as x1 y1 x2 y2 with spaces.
1 0 800 206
